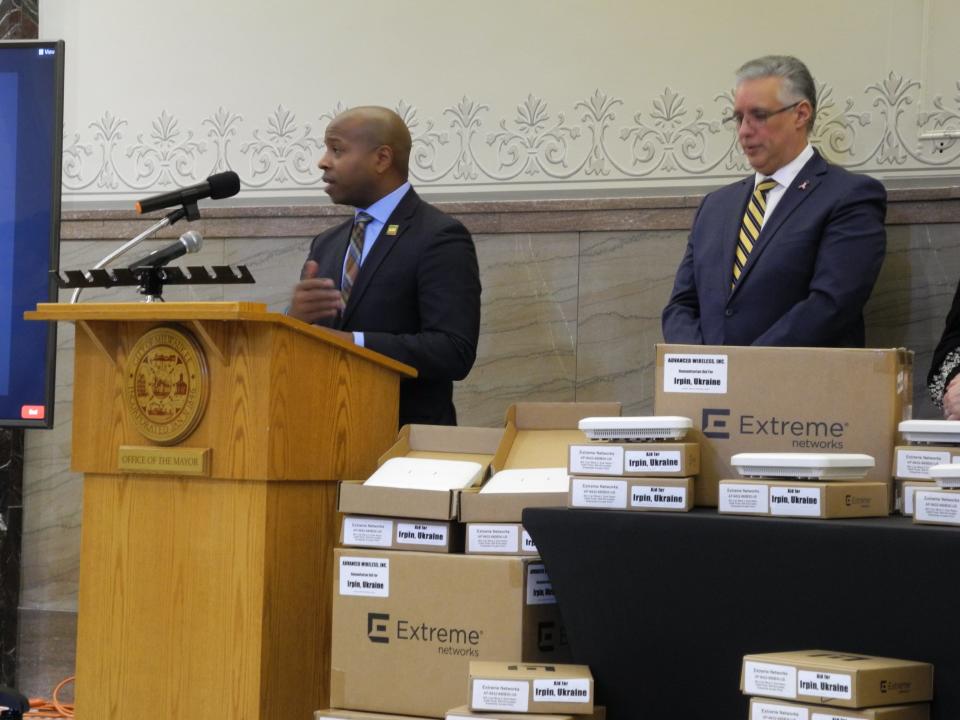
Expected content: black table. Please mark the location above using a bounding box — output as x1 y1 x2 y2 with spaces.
523 508 959 720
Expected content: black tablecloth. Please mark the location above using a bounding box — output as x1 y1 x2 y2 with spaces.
523 508 959 720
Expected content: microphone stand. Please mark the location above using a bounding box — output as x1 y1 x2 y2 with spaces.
69 206 189 304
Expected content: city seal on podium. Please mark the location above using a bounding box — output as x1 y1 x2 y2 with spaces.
123 325 209 445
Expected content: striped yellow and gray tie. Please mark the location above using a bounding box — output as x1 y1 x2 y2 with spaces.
732 178 777 289
341 211 372 305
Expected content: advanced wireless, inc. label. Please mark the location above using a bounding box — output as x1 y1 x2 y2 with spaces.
526 563 556 605
663 353 728 394
339 556 389 597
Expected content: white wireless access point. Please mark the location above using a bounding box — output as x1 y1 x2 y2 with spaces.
899 419 960 445
578 416 692 442
363 457 483 491
927 463 960 488
479 467 570 494
730 452 875 480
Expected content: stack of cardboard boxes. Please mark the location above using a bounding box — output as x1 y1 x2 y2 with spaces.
894 421 960 518
653 344 911 510
892 420 960 525
321 403 619 719
741 650 933 720
566 417 699 512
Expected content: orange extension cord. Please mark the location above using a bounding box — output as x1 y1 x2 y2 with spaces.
24 676 74 718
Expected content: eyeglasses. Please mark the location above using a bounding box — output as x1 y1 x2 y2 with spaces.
724 101 802 129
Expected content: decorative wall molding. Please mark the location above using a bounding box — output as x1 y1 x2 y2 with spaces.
61 73 960 202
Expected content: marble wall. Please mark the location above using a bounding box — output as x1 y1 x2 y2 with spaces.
15 187 960 696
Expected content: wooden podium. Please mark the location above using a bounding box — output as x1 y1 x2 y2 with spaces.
26 302 416 720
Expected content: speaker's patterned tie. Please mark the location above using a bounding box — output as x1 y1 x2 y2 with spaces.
341 212 372 305
732 178 777 289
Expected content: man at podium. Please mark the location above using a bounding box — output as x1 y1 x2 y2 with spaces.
289 106 481 426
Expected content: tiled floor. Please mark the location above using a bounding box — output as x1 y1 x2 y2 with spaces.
15 609 76 702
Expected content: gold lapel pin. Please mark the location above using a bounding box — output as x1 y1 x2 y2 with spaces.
386 224 399 236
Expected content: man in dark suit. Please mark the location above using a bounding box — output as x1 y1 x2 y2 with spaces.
289 106 481 426
662 55 886 347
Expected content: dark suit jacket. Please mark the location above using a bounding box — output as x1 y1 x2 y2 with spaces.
305 188 481 426
662 150 886 347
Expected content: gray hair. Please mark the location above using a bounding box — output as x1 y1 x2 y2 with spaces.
736 55 817 133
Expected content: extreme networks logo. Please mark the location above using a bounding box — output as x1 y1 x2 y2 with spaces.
366 612 484 657
701 408 849 449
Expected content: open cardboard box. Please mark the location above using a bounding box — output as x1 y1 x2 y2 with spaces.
338 424 503 521
460 402 621 523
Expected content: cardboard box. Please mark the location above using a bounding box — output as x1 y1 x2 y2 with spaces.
491 402 622 474
332 549 568 718
460 402 620 522
568 441 699 477
341 515 464 553
741 650 933 708
568 476 694 512
447 705 607 720
894 445 960 480
316 711 436 720
913 487 960 526
468 662 594 715
719 480 888 518
895 479 934 516
459 488 569 523
749 698 929 720
654 345 911 506
338 425 503 521
465 523 539 556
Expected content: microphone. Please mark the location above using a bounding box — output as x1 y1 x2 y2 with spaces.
127 230 203 269
134 171 240 214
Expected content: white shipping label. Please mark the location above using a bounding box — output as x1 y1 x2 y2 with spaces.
914 490 960 525
719 483 769 514
343 517 393 547
472 679 530 712
625 449 682 474
396 522 448 547
902 483 927 515
896 449 950 479
526 562 557 605
770 486 822 517
631 484 688 510
751 701 809 720
569 444 623 475
662 353 729 394
812 713 861 720
338 556 390 597
798 671 852 700
521 529 538 553
570 478 628 508
468 524 519 553
533 678 591 704
744 661 797 699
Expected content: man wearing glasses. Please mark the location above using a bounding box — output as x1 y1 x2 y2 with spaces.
662 55 886 347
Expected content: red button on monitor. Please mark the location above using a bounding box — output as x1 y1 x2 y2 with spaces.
21 405 45 419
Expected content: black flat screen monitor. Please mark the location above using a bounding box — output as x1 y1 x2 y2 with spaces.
0 40 64 428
